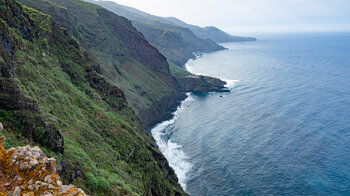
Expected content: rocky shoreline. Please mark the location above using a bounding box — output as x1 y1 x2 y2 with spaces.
145 72 229 129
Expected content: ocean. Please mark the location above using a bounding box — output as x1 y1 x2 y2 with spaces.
151 32 350 195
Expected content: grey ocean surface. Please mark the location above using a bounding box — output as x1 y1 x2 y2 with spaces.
153 33 350 195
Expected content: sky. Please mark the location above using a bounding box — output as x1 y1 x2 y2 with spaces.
109 0 350 35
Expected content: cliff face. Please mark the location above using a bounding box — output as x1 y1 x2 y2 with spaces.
132 22 195 67
131 21 224 67
0 0 187 195
83 0 225 67
19 0 181 128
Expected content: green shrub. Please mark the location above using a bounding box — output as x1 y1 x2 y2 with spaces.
96 169 109 178
85 172 98 190
123 183 133 194
107 173 122 185
97 176 110 192
0 110 13 121
33 126 46 140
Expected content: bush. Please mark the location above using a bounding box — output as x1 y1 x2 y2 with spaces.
0 110 13 121
97 176 110 192
85 172 98 191
123 183 133 194
96 169 109 178
107 173 122 185
33 126 46 140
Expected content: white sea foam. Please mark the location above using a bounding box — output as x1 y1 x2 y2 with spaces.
185 59 194 73
185 57 240 91
223 79 240 89
151 93 193 190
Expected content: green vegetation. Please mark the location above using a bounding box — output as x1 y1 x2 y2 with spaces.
169 63 191 79
0 0 186 195
85 172 98 190
19 0 180 127
96 177 110 192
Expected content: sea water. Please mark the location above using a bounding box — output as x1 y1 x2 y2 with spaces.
151 32 350 195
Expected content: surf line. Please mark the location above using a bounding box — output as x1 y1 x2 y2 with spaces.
151 93 194 191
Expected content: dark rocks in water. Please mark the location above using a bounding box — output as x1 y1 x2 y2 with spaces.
176 75 229 94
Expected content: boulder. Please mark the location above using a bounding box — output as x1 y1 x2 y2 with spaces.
0 137 87 195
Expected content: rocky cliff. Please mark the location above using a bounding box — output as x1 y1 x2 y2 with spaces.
83 0 226 67
19 0 182 128
177 75 229 94
0 0 187 195
19 0 228 129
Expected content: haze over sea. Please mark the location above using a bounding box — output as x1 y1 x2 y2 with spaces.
151 32 350 195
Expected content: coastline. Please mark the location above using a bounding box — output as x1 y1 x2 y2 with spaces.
149 47 242 191
150 93 194 191
149 53 231 191
148 34 350 195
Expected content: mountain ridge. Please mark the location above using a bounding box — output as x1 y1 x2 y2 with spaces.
84 0 253 67
85 0 256 67
164 17 256 43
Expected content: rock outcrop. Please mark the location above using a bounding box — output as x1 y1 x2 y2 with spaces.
177 75 229 93
0 135 87 196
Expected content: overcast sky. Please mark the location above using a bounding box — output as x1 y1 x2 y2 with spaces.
110 0 350 35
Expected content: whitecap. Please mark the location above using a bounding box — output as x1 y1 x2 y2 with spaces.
185 59 194 73
223 79 240 89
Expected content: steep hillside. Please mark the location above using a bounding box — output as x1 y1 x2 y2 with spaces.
84 0 226 67
165 17 256 43
132 21 217 66
0 0 187 195
19 0 184 127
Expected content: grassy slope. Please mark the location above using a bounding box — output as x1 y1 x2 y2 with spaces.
19 0 179 127
0 0 186 195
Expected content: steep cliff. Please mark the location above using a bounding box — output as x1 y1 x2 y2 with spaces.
19 0 182 128
83 0 226 67
0 0 187 195
132 22 196 67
